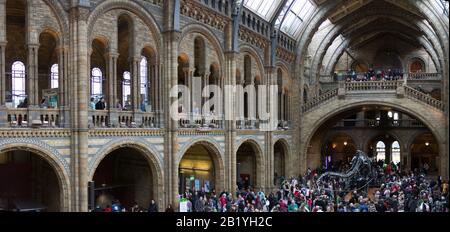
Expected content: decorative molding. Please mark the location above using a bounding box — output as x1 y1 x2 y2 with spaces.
88 137 164 178
88 128 165 137
0 129 72 138
176 137 225 162
238 26 269 50
180 0 230 31
0 138 70 173
178 129 225 136
235 135 265 154
276 46 296 63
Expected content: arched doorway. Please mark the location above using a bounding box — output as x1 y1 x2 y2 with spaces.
273 140 287 186
305 105 441 175
91 147 157 211
178 143 220 195
321 133 356 170
236 141 261 191
0 149 61 211
410 133 439 175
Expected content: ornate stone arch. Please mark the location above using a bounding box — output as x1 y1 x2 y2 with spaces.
179 23 225 71
273 137 290 178
88 139 164 206
408 57 427 72
301 101 445 176
364 132 404 152
41 0 69 45
176 138 226 192
239 45 266 83
236 137 264 189
86 0 162 53
0 141 71 212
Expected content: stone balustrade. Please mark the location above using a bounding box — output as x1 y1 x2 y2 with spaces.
6 108 60 128
345 80 400 92
302 89 339 113
88 110 160 128
303 81 445 114
333 119 426 128
407 72 441 80
179 113 223 129
404 85 445 111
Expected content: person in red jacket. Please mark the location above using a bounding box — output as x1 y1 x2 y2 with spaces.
103 205 112 212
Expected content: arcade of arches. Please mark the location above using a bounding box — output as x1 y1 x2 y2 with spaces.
307 106 442 176
0 0 448 212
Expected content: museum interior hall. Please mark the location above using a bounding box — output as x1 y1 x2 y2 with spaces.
0 0 448 212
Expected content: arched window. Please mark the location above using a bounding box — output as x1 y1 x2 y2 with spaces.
391 141 401 165
244 55 252 84
51 64 59 89
12 61 26 108
91 68 103 99
122 71 131 108
410 59 424 73
194 37 205 77
376 141 386 162
140 57 148 105
277 68 283 121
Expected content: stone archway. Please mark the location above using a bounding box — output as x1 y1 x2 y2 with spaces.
301 100 446 178
236 139 264 190
90 143 163 211
273 139 289 186
177 141 224 196
0 144 70 212
409 132 440 175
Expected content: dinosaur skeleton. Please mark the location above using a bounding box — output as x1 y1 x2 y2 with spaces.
317 150 375 191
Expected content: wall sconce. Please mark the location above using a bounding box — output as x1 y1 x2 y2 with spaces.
344 141 348 146
425 142 430 146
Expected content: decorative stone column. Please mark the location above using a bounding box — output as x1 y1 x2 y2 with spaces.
27 44 39 107
163 29 181 211
0 0 6 108
57 46 70 127
402 146 411 173
69 5 90 212
0 42 6 127
105 52 119 127
224 51 238 192
131 56 140 111
265 65 276 191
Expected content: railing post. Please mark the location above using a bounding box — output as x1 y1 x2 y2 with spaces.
338 81 345 99
396 81 405 98
109 109 118 127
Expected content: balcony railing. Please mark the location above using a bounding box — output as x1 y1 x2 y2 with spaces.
407 72 441 80
178 113 223 129
333 119 426 128
89 110 160 128
236 119 259 130
345 80 400 92
6 108 60 128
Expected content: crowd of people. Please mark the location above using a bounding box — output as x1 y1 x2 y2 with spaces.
92 159 448 213
334 68 404 82
89 97 147 112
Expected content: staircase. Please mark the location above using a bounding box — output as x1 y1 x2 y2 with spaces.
302 81 446 113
